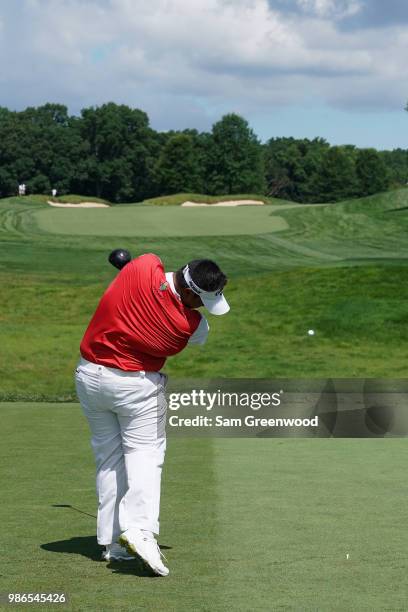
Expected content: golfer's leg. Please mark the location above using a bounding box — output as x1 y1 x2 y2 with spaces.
116 373 167 535
119 437 166 535
93 422 127 545
76 373 127 545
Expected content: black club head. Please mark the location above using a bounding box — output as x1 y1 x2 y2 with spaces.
108 248 132 270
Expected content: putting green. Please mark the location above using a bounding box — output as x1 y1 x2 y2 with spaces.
32 205 288 237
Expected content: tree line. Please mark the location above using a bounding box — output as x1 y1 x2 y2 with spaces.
0 102 406 203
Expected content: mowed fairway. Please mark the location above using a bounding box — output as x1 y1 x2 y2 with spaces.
0 403 407 611
1 191 408 610
1 191 408 399
32 204 289 237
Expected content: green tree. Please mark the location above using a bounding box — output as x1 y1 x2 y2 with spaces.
380 149 408 187
299 139 330 202
264 137 298 200
356 149 390 196
0 104 87 197
206 114 265 194
0 109 28 195
78 102 157 202
23 104 87 194
154 133 204 194
317 146 359 202
264 137 329 202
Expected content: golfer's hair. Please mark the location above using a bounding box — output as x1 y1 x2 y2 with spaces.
176 259 227 292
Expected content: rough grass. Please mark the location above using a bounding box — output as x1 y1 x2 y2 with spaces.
140 192 275 206
48 194 111 204
2 264 408 401
1 189 408 400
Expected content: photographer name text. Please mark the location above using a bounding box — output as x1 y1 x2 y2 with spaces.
168 415 319 428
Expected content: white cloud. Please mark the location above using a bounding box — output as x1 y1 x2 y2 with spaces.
0 0 407 131
296 0 363 20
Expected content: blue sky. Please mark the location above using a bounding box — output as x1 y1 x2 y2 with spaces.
0 0 407 149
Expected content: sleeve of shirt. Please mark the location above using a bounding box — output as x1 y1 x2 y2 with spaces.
188 314 210 345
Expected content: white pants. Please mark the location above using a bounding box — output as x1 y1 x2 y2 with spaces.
75 358 167 545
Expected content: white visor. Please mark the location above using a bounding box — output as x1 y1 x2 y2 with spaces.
183 265 230 315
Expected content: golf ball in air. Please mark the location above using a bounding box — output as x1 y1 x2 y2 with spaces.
308 329 315 336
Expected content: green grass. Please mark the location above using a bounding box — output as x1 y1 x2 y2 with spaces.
49 194 111 205
140 192 274 206
1 189 407 610
2 265 408 401
0 403 406 611
32 205 289 237
1 190 408 399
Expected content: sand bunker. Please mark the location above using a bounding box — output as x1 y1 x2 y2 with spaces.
47 200 109 208
181 199 265 207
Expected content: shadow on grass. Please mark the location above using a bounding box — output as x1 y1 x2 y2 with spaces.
384 206 408 214
43 503 173 576
41 535 172 578
52 503 96 518
41 535 101 561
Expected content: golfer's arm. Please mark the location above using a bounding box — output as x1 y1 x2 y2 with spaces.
188 315 209 345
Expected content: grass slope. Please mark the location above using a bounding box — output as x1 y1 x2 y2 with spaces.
49 194 111 205
140 193 273 206
1 191 407 610
1 190 408 399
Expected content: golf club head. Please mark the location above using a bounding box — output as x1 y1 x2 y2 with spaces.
108 248 132 270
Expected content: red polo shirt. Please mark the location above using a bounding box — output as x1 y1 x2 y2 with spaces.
80 253 201 371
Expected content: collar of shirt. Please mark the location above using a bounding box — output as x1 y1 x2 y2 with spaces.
165 272 181 300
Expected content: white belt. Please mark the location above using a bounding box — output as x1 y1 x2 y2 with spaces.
79 357 146 377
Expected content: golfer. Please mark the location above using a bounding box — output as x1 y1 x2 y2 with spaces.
75 253 229 576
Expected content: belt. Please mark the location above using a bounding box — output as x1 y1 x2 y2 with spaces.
78 357 146 377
